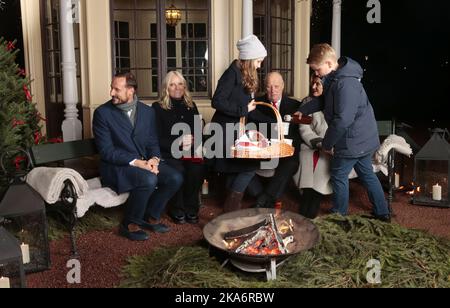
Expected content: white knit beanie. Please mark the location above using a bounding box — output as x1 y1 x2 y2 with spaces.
237 35 267 60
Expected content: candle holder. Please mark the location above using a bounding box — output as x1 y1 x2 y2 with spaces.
0 180 51 273
412 129 450 208
0 227 26 288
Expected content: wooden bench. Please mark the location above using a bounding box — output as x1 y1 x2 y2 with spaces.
29 139 128 257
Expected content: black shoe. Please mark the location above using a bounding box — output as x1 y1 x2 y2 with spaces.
252 201 265 208
374 214 391 223
139 222 171 233
169 213 186 224
264 201 275 209
252 193 267 208
186 213 199 224
119 224 149 241
253 202 275 209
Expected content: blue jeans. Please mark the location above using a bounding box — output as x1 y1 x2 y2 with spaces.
330 153 389 216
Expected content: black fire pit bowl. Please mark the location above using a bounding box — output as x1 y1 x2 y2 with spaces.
203 208 320 264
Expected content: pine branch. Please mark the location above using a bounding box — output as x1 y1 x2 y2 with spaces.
0 37 44 186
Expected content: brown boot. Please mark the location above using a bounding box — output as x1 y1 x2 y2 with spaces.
223 190 244 213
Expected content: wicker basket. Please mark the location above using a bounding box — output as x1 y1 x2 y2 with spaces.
231 102 295 159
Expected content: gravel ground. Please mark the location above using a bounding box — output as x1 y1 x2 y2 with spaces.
26 181 450 288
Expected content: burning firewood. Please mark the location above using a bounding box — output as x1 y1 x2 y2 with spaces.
223 218 269 240
224 214 295 256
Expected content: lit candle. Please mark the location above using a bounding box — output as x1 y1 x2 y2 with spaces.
394 173 400 189
432 184 442 201
0 276 10 288
21 243 30 264
202 180 209 195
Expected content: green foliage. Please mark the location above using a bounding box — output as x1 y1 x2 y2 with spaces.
47 206 123 241
0 37 43 196
120 215 450 288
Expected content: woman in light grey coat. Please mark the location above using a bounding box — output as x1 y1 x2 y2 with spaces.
293 76 332 218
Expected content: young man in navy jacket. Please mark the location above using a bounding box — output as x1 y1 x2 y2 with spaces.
296 44 390 222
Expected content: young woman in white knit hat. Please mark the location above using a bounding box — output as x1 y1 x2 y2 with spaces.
208 34 267 213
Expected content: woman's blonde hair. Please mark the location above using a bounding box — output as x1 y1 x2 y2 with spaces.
307 43 337 65
159 71 194 110
239 60 259 94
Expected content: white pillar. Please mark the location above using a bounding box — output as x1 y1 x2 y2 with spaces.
331 0 342 58
60 0 82 141
242 0 253 37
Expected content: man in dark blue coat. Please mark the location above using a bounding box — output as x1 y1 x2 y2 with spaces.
296 44 390 221
93 72 183 241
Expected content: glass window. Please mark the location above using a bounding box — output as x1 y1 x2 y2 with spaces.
112 0 211 99
254 0 294 95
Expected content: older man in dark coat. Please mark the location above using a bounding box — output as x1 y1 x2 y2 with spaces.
250 72 302 208
93 72 183 241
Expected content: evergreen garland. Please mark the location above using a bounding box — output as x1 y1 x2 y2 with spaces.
120 215 450 288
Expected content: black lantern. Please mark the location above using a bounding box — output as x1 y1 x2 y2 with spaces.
412 129 450 208
0 226 26 288
0 181 51 273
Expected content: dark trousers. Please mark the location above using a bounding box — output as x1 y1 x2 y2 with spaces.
249 157 299 202
226 171 256 193
299 188 323 219
267 157 299 199
123 161 183 226
165 158 206 216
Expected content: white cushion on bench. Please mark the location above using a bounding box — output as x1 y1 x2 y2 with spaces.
27 167 129 218
76 178 129 218
27 167 89 204
374 134 413 164
348 134 412 179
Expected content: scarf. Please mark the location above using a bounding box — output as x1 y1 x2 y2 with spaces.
115 95 138 126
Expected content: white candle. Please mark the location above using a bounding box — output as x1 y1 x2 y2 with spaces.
394 173 400 189
202 180 209 195
21 243 30 264
0 276 10 288
432 184 442 201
